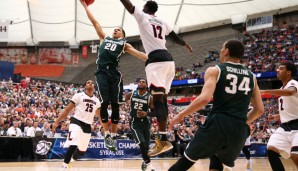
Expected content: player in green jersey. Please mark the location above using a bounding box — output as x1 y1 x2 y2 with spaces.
126 78 154 171
169 39 264 171
80 0 147 151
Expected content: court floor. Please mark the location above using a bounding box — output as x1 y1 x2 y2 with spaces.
0 158 296 171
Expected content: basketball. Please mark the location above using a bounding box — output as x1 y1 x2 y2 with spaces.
85 0 95 6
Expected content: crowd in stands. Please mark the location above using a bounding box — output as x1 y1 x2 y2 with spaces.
242 23 298 72
174 24 297 81
0 78 282 157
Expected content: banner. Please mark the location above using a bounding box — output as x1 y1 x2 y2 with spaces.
82 46 88 58
0 20 10 39
239 143 267 157
32 138 268 160
0 48 28 64
72 53 79 65
90 44 99 54
39 48 72 65
33 138 141 159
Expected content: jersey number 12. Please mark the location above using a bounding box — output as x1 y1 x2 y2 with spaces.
151 24 163 39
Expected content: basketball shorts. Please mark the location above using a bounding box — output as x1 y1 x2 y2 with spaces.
130 117 151 147
145 61 175 95
95 67 123 104
64 123 91 151
267 127 298 159
184 113 249 167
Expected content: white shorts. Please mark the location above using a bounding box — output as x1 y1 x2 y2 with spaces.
244 135 251 146
64 123 91 151
267 127 298 159
145 61 175 94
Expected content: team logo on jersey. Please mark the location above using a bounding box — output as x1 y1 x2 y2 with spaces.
35 140 52 155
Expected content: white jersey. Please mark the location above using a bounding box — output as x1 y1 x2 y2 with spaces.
133 7 172 55
71 92 101 124
279 79 298 123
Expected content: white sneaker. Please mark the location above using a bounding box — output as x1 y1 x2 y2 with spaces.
61 163 71 170
246 159 252 170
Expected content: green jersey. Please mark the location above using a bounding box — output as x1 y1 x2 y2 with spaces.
129 90 150 118
210 62 255 120
96 36 126 67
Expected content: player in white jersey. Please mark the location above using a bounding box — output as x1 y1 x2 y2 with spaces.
261 62 298 171
53 80 101 169
120 0 193 156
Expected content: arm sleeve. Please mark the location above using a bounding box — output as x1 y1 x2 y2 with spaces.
168 31 186 46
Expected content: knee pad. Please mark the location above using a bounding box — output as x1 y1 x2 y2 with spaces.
100 102 109 123
111 103 119 124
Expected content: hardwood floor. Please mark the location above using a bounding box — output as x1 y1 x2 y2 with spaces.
0 158 296 171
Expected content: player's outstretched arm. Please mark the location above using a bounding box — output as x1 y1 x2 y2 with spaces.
168 31 193 54
261 87 297 96
169 67 217 129
52 102 75 133
125 43 148 61
80 0 105 40
120 0 135 14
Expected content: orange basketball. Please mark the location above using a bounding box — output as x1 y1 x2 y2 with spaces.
85 0 95 6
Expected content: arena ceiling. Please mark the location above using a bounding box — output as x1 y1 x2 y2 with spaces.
0 0 297 46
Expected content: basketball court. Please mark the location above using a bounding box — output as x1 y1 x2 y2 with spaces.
0 158 296 171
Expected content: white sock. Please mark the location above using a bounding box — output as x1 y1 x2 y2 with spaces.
149 163 155 170
111 133 116 137
223 165 233 171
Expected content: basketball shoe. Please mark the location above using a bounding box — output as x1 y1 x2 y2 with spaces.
141 162 155 171
104 134 115 151
148 138 173 156
61 163 71 170
111 136 118 151
246 159 252 170
148 138 158 153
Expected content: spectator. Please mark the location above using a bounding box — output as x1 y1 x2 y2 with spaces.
7 121 22 137
27 121 41 137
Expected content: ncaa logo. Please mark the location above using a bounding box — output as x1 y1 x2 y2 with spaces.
35 140 52 155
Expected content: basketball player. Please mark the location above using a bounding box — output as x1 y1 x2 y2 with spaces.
80 0 147 151
125 78 155 171
261 62 298 171
168 40 264 171
120 0 193 156
52 80 101 169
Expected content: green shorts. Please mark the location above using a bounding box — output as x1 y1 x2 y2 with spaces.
184 113 250 167
95 67 123 104
130 117 151 147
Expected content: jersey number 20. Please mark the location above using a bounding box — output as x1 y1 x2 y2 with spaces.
104 43 117 51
